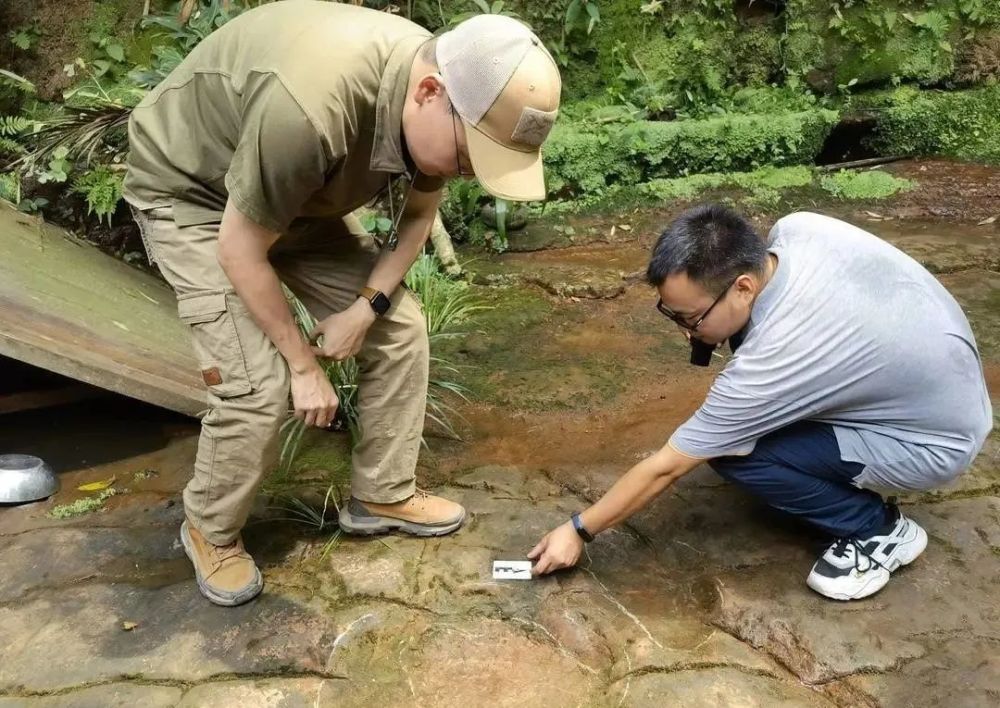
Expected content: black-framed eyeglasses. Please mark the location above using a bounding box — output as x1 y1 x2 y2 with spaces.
451 106 475 178
656 278 737 332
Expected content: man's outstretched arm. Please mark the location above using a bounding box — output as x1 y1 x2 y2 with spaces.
529 443 707 575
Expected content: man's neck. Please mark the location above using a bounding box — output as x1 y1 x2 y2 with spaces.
750 253 779 308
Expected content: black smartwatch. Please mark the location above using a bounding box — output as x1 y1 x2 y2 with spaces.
571 512 595 543
358 286 391 317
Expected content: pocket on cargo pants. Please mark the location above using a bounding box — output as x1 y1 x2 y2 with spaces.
177 291 253 398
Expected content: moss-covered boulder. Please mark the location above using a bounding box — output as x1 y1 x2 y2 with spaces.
864 85 1000 163
545 108 837 199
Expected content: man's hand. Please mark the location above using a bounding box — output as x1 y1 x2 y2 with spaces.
528 521 584 576
290 364 339 428
309 299 377 362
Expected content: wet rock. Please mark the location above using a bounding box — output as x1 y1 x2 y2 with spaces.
326 611 598 706
504 227 574 253
0 490 186 537
611 666 836 707
471 271 521 288
399 618 599 707
711 497 1000 686
453 465 560 500
525 267 627 299
177 678 339 707
329 540 412 603
0 526 187 603
0 684 182 708
532 593 615 669
607 619 785 683
848 635 1000 707
712 567 926 684
0 583 339 692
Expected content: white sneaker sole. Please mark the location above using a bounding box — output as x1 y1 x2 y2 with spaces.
807 520 928 601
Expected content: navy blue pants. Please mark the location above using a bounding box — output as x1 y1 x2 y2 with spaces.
709 421 888 538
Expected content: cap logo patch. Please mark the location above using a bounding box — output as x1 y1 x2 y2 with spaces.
511 107 557 147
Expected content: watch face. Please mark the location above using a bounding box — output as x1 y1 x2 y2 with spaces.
372 292 392 316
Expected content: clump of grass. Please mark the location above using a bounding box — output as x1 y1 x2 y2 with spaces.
820 169 915 200
132 468 157 481
404 252 489 336
268 484 343 559
48 488 120 519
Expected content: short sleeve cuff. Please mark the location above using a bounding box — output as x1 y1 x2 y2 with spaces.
225 173 286 234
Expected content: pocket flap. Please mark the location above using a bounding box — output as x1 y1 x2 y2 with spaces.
177 292 228 324
172 202 224 227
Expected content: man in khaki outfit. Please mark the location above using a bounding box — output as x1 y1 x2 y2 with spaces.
124 0 561 606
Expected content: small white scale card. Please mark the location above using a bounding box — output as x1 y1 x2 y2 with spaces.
492 560 533 580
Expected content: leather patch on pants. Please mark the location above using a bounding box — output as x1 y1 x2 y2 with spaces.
202 367 223 386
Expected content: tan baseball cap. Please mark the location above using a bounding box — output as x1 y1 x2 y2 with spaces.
436 15 561 202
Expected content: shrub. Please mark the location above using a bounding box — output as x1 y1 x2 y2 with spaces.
866 85 1000 163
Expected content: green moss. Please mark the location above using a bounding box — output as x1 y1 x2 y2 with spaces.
48 488 119 519
545 109 836 199
784 1 972 88
820 170 915 200
637 165 814 204
866 85 1000 163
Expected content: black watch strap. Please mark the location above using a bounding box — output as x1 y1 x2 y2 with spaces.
571 513 595 543
359 286 391 317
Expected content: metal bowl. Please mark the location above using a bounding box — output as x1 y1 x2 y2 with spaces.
0 454 59 504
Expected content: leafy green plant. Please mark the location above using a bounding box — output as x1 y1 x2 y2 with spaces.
359 211 394 239
448 0 520 26
8 22 41 52
37 146 71 184
405 252 489 336
72 165 125 224
440 179 490 242
565 0 601 37
131 1 246 88
820 169 915 200
85 30 128 79
0 114 32 159
0 172 21 204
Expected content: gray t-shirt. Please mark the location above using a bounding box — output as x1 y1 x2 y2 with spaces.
670 212 993 491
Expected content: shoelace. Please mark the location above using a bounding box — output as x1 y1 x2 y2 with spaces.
210 540 249 569
831 537 886 574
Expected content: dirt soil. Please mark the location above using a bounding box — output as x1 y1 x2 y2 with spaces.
0 159 997 707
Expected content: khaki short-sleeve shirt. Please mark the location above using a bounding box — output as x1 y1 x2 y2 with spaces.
124 0 442 232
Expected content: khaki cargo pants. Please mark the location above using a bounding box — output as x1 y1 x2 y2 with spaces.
135 206 429 545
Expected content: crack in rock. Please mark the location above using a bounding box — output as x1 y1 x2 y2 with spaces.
0 670 349 699
581 568 663 651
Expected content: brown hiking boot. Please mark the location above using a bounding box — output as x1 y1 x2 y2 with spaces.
338 489 466 537
180 520 263 606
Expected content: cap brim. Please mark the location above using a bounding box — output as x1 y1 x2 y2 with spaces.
464 119 545 202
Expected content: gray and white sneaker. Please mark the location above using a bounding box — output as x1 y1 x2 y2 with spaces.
806 507 927 601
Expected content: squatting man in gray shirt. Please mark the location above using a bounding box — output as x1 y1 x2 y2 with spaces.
530 205 992 600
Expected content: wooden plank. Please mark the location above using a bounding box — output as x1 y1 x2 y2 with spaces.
0 384 102 415
0 202 208 416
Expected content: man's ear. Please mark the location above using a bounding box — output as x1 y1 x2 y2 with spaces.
413 73 446 105
734 273 756 296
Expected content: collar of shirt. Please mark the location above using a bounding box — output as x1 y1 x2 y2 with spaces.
370 33 428 176
747 247 789 336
